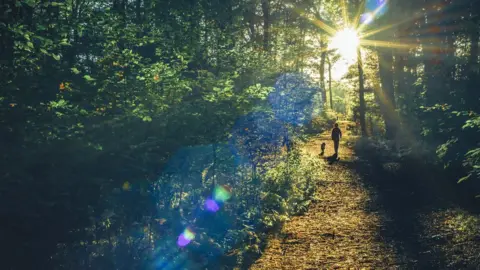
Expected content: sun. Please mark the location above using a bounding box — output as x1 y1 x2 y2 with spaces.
329 28 359 61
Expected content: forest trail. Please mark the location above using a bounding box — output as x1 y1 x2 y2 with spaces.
251 123 399 269
250 122 480 269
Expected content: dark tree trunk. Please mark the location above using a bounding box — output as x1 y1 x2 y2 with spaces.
357 48 367 136
261 0 270 51
247 2 256 42
467 22 479 110
378 49 397 139
328 56 333 110
136 0 142 23
319 40 327 106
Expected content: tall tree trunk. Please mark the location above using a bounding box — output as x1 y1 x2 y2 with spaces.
467 22 479 110
328 56 333 110
319 39 327 106
422 4 446 107
394 52 408 113
247 2 256 42
378 49 397 139
135 0 142 23
357 48 367 136
261 0 270 51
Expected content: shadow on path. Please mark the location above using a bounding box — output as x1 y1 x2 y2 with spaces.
353 147 480 269
250 128 480 269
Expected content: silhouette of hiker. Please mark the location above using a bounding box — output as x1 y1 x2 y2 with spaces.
331 123 342 156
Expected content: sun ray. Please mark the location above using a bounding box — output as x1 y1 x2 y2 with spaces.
295 8 338 36
414 24 464 36
360 39 422 50
358 6 429 39
359 5 461 40
361 39 454 53
341 0 349 27
359 14 423 40
352 0 366 28
357 2 389 32
310 17 338 36
370 80 417 146
360 23 399 39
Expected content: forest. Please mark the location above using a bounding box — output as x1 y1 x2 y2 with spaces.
0 0 479 269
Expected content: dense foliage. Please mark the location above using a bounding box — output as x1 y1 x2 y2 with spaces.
0 0 327 268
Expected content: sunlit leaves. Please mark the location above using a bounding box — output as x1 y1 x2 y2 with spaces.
59 39 70 46
436 137 458 160
244 84 273 101
421 104 452 112
458 174 472 184
70 68 81 74
21 0 38 7
49 99 68 109
462 116 480 130
142 116 152 122
83 75 95 82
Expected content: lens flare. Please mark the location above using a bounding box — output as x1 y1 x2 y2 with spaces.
177 228 195 247
204 199 220 212
213 185 232 202
122 181 131 191
177 234 191 247
269 73 319 126
360 13 374 24
183 228 195 240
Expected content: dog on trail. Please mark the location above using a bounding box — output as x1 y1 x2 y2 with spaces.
320 142 326 156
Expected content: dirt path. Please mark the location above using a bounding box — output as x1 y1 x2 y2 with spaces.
251 128 399 269
250 125 480 269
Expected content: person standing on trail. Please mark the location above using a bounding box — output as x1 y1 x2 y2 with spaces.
331 123 342 156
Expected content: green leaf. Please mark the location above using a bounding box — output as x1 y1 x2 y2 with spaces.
142 116 152 122
27 42 34 48
71 67 81 74
83 75 96 81
458 174 472 184
60 39 70 46
52 54 61 61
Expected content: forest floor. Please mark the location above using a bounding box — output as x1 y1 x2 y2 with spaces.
250 123 480 269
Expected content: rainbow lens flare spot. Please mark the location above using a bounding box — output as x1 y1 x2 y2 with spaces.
183 228 195 240
213 185 232 202
122 181 131 191
177 228 195 247
205 199 220 212
361 13 374 24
